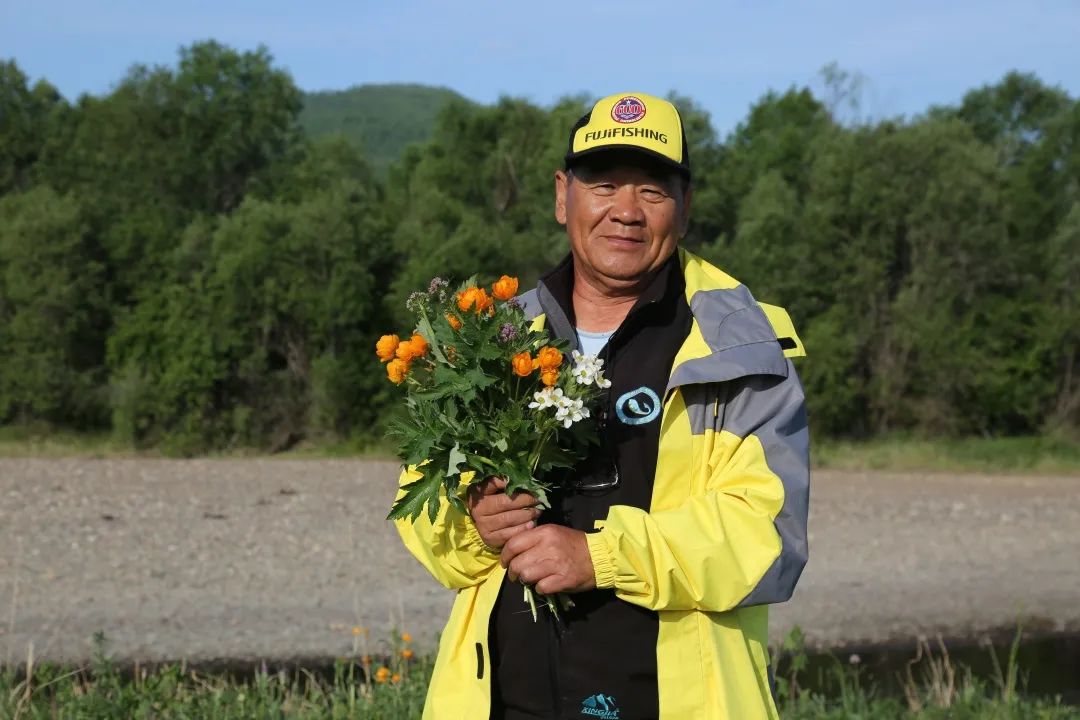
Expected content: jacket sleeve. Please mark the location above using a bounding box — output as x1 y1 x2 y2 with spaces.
585 363 810 612
393 466 503 590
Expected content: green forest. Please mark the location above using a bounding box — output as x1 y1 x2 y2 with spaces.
0 42 1077 455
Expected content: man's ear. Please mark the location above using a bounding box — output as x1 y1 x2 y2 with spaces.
679 184 693 238
554 170 569 226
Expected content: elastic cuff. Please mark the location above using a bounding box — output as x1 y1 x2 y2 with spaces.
586 530 616 589
462 517 501 557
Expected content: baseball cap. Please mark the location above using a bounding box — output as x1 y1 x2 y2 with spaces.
565 92 690 180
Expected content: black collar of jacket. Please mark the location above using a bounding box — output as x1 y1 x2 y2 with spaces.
533 252 684 350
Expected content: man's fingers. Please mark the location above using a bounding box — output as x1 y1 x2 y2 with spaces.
482 508 540 532
474 491 539 518
500 525 545 567
496 491 540 512
488 520 535 550
509 554 557 587
481 477 508 494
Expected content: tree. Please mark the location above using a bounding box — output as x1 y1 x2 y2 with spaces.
0 61 65 196
0 187 107 426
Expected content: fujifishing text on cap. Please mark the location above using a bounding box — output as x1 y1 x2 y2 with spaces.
565 92 690 180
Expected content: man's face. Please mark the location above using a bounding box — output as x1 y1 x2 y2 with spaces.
555 153 691 291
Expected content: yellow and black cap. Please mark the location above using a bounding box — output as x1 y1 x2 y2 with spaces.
565 92 690 180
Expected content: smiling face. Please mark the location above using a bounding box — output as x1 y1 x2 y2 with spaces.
555 151 691 295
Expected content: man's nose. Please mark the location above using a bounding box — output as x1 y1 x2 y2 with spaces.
609 185 645 225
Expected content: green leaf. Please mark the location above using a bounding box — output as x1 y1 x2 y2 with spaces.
447 443 467 476
416 311 449 365
386 468 445 523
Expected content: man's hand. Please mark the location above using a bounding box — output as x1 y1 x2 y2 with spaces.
466 477 541 550
500 524 597 595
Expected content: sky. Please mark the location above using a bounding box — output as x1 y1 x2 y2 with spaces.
3 0 1078 135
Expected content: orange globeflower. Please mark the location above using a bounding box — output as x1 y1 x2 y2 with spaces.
401 648 414 660
457 287 493 315
535 346 563 371
395 340 415 361
375 334 400 362
401 632 413 644
374 666 391 683
387 359 409 384
456 287 479 312
408 333 429 358
541 369 560 387
446 313 462 331
492 275 519 301
512 352 535 377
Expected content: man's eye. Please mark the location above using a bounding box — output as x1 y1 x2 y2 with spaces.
592 183 617 193
642 188 667 199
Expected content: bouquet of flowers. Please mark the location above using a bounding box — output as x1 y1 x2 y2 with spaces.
380 273 611 519
378 275 611 617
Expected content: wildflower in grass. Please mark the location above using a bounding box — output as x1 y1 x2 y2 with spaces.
375 666 391 683
376 335 400 362
391 673 402 684
351 626 366 637
491 275 519 301
401 632 413 643
402 648 414 660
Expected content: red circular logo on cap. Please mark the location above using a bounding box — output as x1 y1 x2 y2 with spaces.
611 96 646 124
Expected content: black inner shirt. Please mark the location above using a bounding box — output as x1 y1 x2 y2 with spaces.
489 254 693 720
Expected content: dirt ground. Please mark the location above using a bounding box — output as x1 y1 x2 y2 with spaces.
1 458 1077 666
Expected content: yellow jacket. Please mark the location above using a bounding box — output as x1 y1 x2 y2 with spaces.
395 249 809 719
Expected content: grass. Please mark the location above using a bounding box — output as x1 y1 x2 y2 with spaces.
0 425 396 462
2 424 1078 475
2 631 1076 719
813 435 1080 474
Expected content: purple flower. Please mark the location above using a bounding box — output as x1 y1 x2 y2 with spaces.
428 277 449 295
499 323 518 343
505 297 521 310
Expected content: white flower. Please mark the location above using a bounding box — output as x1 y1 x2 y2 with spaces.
528 388 555 410
554 398 589 428
573 364 596 385
572 351 609 387
529 386 566 412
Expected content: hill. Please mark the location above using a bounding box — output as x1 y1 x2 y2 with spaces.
299 83 471 174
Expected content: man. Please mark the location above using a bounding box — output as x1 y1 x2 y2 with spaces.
395 92 809 720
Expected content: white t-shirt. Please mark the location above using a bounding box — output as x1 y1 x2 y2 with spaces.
576 328 615 358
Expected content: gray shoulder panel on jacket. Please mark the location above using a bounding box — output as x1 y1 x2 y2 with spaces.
517 288 541 320
728 363 810 607
667 287 788 392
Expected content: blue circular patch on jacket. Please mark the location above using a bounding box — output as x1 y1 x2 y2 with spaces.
615 386 661 425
